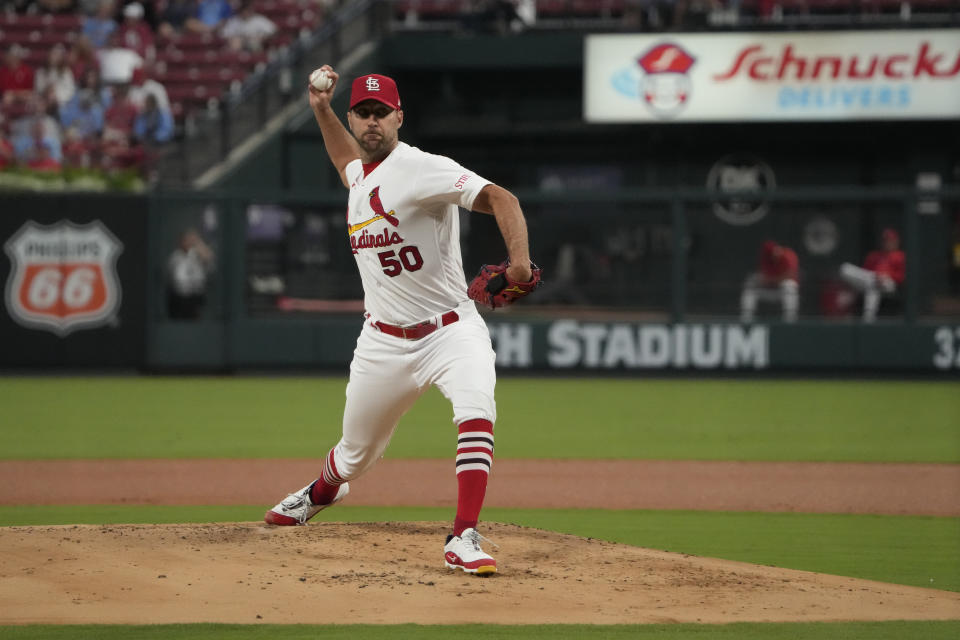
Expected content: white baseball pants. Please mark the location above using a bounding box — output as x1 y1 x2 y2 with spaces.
840 263 896 322
330 301 497 482
740 273 799 323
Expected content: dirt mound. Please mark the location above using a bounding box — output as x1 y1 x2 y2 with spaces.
2 521 958 625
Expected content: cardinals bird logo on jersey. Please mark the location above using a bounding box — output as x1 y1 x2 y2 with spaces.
348 186 398 234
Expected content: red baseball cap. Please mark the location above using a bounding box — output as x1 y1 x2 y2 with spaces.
882 228 900 244
350 74 401 111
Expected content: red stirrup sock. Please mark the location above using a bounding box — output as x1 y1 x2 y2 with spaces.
309 447 345 506
453 418 494 537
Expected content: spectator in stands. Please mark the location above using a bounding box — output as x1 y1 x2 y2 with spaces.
740 240 800 323
97 30 144 84
840 228 906 322
0 45 36 107
73 67 113 108
129 65 170 113
158 0 198 37
133 92 172 144
116 2 156 61
35 44 77 108
84 0 119 49
0 129 14 169
104 82 139 133
464 1 527 35
10 95 60 141
624 0 689 30
167 227 215 319
37 84 63 122
100 83 142 171
12 117 62 166
61 87 107 140
62 125 98 168
26 138 63 171
707 0 741 27
115 0 160 30
186 0 232 34
221 1 277 52
68 37 100 83
100 125 143 170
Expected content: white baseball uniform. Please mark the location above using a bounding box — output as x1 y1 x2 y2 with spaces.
330 141 498 481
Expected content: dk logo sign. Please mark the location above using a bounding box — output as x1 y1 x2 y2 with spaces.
4 220 124 336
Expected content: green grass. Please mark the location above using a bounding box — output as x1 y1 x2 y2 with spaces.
1 377 958 461
3 505 957 592
1 622 959 640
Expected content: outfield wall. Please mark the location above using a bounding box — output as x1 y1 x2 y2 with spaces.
1 190 958 373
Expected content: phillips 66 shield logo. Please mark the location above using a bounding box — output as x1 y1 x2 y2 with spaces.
4 220 124 336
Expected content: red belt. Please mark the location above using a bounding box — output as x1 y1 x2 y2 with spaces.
373 311 459 340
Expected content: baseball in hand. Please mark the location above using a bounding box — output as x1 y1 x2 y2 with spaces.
310 68 332 91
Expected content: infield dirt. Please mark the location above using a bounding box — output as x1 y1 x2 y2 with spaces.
3 459 959 515
1 459 959 625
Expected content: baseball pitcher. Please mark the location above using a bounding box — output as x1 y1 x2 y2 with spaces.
263 67 541 575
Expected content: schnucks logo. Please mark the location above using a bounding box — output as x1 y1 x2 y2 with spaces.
713 41 960 82
612 42 696 119
4 220 123 336
712 40 960 111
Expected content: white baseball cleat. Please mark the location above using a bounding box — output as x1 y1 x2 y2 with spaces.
264 481 349 526
444 528 498 575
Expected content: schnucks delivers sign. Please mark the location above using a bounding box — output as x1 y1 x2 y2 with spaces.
585 30 960 122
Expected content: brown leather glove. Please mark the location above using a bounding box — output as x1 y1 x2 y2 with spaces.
467 261 542 309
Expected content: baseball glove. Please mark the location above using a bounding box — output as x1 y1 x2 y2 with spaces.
468 260 542 309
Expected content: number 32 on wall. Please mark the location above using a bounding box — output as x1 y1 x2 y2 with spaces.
933 327 960 370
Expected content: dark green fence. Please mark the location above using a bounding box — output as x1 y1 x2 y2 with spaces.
1 186 957 371
140 184 960 372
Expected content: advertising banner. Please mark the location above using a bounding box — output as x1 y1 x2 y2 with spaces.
585 30 960 122
485 320 960 373
0 196 147 367
5 220 124 336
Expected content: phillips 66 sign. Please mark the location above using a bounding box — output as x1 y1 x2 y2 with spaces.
4 220 124 336
585 30 960 122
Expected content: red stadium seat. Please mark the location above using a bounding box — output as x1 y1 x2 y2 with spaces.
265 32 295 48
157 32 226 51
536 0 569 17
165 84 225 109
0 12 81 32
25 49 51 68
156 67 245 86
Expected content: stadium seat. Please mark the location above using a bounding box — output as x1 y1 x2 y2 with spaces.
0 13 76 30
155 68 246 85
156 32 226 51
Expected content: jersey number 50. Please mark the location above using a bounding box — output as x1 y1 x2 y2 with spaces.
377 246 424 277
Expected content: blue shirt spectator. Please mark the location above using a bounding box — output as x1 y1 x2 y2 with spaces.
12 132 63 164
83 1 119 49
61 90 106 139
193 0 232 29
133 95 173 144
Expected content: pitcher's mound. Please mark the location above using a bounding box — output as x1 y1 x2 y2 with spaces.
1 521 957 625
